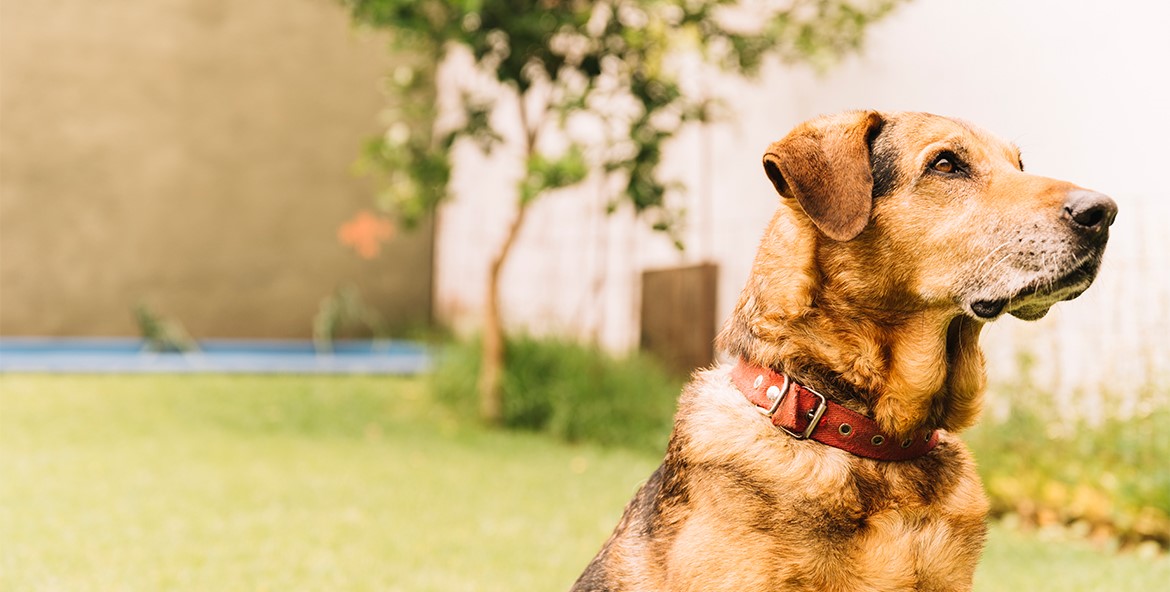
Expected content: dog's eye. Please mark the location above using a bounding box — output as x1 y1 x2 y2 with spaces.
931 156 955 174
928 152 964 175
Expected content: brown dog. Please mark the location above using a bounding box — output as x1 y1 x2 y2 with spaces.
572 111 1116 591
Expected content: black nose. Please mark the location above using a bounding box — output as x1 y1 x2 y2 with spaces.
1063 190 1118 233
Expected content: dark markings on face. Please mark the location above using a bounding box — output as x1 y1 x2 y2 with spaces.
870 129 901 199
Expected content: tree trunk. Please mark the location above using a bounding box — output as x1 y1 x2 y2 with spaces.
478 262 504 424
477 203 530 425
476 91 540 425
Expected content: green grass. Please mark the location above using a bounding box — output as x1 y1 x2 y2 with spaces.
1 374 1166 591
0 375 655 590
977 525 1169 591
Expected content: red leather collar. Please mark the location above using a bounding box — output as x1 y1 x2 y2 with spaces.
731 360 939 461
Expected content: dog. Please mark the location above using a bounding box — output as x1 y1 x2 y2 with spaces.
572 111 1116 591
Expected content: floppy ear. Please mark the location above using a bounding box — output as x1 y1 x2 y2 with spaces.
762 111 884 241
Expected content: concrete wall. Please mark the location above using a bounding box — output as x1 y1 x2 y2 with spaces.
0 0 432 338
433 0 1170 417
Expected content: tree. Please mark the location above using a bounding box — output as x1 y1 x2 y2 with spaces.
341 0 904 424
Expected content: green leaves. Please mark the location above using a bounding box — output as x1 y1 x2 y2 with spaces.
359 135 450 230
342 0 906 237
520 145 589 204
460 92 503 154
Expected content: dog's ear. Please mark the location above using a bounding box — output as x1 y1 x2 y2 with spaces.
762 111 884 241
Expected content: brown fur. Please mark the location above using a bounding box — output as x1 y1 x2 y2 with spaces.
572 111 1115 591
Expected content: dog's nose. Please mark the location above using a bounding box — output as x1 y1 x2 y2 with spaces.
1062 190 1118 233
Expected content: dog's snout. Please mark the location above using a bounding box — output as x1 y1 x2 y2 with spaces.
1062 190 1117 233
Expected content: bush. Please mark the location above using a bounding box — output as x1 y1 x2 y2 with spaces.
967 386 1170 548
432 336 685 453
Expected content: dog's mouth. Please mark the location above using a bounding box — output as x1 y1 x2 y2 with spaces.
965 255 1102 321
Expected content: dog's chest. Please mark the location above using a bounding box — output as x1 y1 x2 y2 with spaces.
664 486 986 592
661 432 988 591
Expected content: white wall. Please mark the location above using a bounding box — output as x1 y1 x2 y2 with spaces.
435 0 1170 418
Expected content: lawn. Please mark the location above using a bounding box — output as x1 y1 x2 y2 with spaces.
1 375 1166 591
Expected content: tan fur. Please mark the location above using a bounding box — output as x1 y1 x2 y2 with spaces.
572 111 1114 592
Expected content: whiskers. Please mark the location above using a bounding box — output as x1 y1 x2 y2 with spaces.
972 240 1014 277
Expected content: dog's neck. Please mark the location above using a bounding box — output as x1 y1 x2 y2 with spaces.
718 211 987 438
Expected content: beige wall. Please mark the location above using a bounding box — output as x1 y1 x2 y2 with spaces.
0 0 432 338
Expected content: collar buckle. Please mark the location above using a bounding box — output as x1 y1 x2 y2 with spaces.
756 375 828 440
781 386 827 440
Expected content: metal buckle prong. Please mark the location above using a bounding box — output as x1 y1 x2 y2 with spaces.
758 375 791 418
779 386 828 440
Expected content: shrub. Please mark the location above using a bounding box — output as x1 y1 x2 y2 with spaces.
967 385 1170 548
432 336 684 453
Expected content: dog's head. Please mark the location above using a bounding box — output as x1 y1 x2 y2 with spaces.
761 110 1116 322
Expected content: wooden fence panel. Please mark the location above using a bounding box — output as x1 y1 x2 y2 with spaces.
640 263 718 375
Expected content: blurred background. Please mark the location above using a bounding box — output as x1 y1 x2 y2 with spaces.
2 0 1168 590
